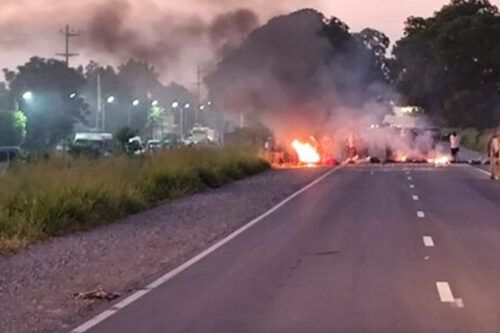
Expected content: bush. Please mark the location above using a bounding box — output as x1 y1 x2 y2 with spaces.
0 147 269 253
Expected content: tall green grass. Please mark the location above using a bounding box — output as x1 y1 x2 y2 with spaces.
0 148 269 254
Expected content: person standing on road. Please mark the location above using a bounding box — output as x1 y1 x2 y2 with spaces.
450 132 460 162
488 132 500 180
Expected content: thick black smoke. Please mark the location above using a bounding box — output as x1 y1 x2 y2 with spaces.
85 1 260 72
209 9 260 58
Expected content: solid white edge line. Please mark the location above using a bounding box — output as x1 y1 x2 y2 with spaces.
112 289 150 310
468 164 491 177
417 211 426 218
436 282 455 303
69 167 342 333
423 236 434 247
71 310 117 333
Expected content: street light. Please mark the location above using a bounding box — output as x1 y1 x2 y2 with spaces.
152 100 159 107
101 96 115 131
172 101 179 108
15 91 33 111
129 99 141 127
22 91 33 101
184 103 191 109
69 92 77 99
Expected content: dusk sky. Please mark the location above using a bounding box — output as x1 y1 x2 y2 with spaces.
1 0 499 86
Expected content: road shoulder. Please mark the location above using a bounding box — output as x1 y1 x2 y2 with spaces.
0 168 329 333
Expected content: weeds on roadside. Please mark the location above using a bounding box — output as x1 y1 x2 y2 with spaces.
0 147 269 254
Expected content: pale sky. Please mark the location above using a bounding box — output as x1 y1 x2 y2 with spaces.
1 0 499 85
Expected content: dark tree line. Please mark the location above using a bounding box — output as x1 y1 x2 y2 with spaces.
0 58 195 151
392 0 500 128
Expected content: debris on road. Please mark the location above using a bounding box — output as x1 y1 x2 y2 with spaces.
74 289 121 302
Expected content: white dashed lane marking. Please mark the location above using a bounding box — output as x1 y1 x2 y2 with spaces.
412 195 419 201
423 236 435 247
417 211 426 218
410 184 415 189
436 282 455 302
436 282 464 307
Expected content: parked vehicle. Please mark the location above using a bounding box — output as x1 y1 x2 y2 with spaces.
72 133 114 156
0 146 21 174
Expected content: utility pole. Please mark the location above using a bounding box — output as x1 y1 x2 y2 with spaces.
195 66 204 123
97 71 102 131
56 25 80 67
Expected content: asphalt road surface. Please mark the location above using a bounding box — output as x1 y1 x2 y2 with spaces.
71 164 500 333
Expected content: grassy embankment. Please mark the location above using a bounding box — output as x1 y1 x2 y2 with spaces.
0 148 269 254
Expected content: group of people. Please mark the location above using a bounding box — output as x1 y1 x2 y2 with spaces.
450 131 500 180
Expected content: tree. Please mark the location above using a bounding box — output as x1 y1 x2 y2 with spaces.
0 83 13 111
354 28 391 80
80 62 127 133
115 126 138 153
117 59 161 96
147 106 165 139
80 59 195 138
393 0 500 128
117 59 161 134
207 9 390 134
3 57 88 152
0 111 27 146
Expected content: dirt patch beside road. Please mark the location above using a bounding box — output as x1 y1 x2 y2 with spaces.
0 168 330 333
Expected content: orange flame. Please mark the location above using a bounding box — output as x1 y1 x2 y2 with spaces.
292 139 321 165
396 154 408 163
428 155 451 166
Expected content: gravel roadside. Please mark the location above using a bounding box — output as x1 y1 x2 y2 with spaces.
0 168 330 333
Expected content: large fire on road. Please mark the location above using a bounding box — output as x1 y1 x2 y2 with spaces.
269 127 454 169
291 139 321 165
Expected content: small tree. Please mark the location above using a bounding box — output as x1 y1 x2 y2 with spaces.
147 106 165 139
115 127 138 153
4 57 88 152
0 110 27 146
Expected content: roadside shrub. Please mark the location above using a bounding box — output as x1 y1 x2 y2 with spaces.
0 147 269 253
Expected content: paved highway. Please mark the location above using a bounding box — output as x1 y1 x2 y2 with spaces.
72 164 500 333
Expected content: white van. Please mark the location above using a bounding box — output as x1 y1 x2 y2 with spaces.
73 133 114 155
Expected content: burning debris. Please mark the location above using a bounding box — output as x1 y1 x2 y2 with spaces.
268 124 452 169
291 139 321 165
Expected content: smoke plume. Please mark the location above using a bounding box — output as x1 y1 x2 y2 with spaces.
1 0 314 83
207 9 391 139
85 1 260 75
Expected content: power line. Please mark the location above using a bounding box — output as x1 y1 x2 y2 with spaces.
56 25 80 67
